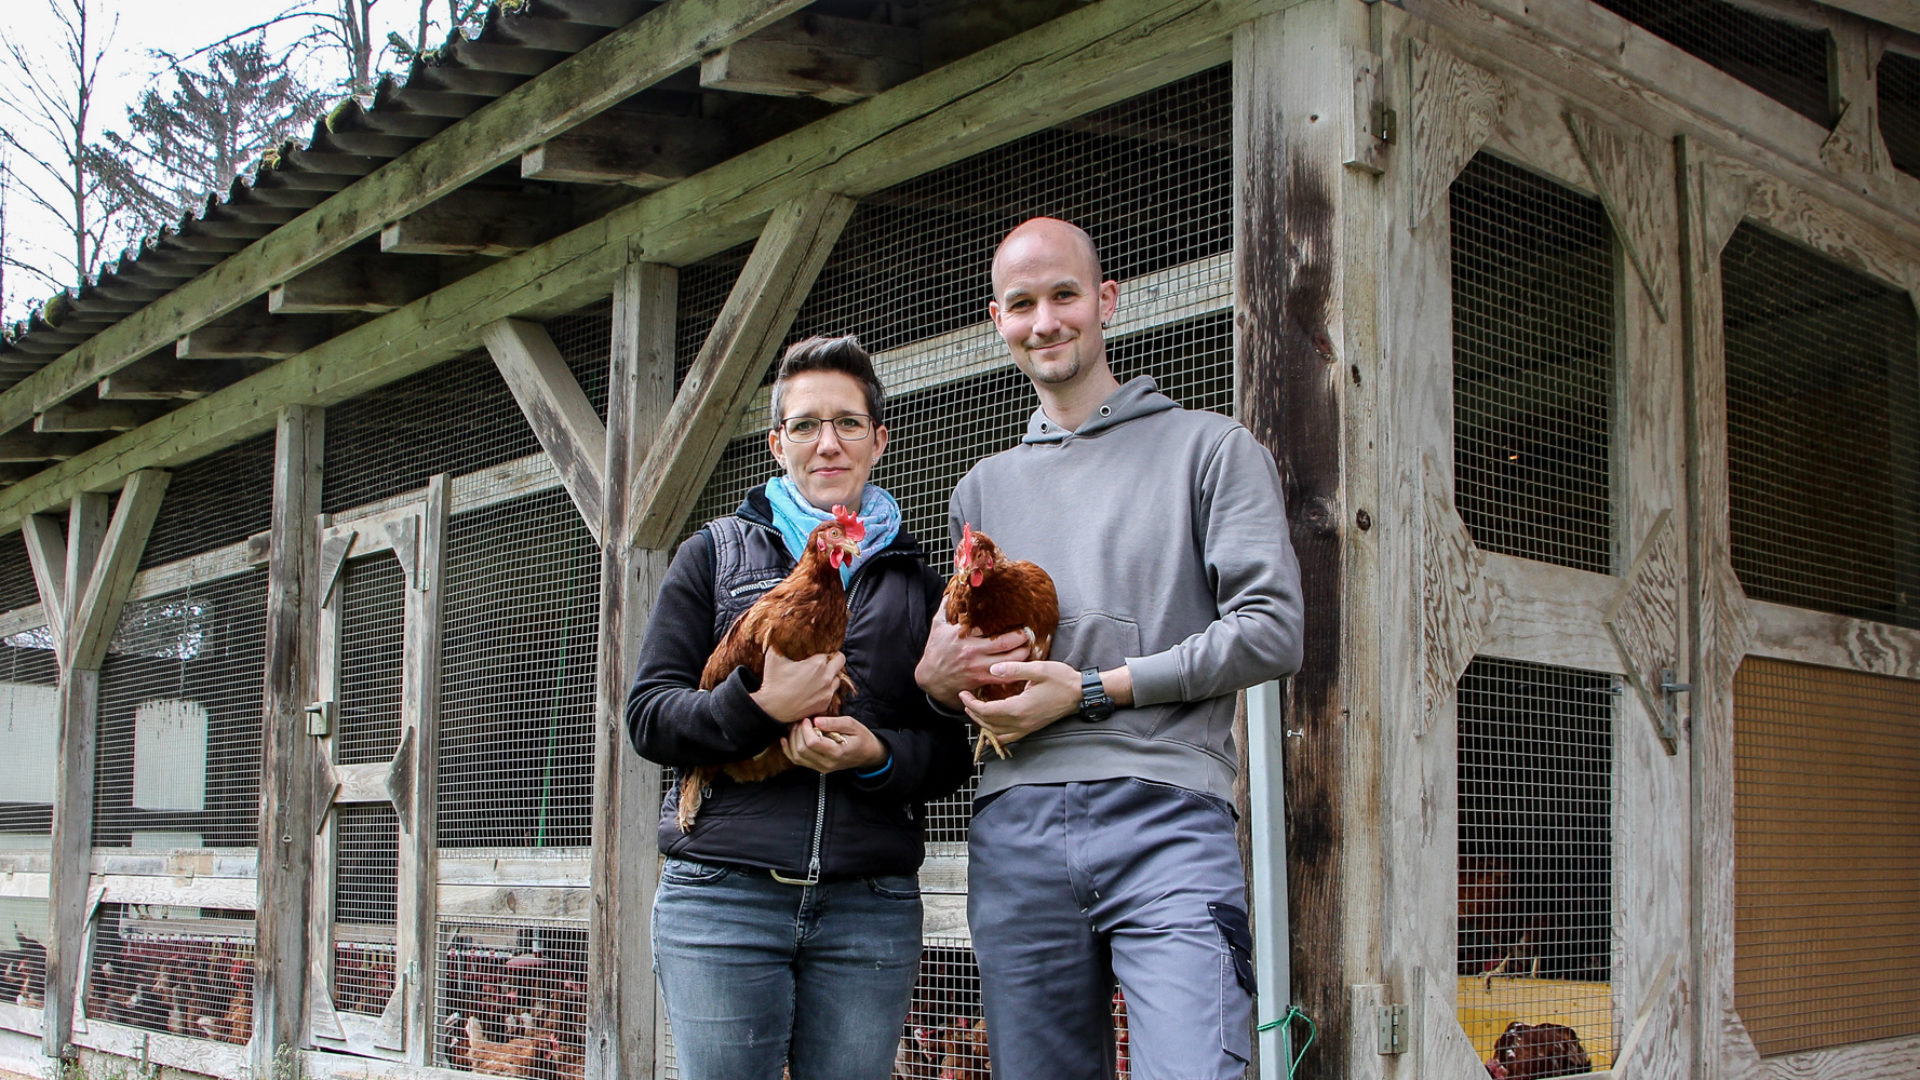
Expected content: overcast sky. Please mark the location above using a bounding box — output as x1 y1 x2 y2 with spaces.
2 1 434 322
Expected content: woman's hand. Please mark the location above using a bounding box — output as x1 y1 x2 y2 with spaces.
750 648 846 723
782 715 888 774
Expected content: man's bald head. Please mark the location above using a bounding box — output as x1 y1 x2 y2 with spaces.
990 217 1103 296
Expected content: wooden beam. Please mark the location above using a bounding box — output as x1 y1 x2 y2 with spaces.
98 358 270 400
379 188 572 257
267 255 441 314
253 406 324 1076
587 261 675 1080
482 319 609 542
68 469 170 670
176 316 334 360
21 514 68 655
0 0 813 439
521 111 732 187
42 669 97 1059
0 433 95 462
700 12 922 104
628 191 854 549
1235 5 1358 1077
0 0 1303 535
33 400 169 433
396 473 447 1066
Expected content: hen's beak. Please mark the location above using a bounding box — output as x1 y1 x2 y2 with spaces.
837 536 864 563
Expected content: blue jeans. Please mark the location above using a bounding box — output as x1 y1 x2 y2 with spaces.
651 857 922 1080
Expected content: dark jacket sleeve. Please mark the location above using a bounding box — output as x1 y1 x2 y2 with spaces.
845 562 971 806
626 530 789 767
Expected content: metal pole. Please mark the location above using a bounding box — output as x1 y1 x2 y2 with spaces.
1247 678 1292 1077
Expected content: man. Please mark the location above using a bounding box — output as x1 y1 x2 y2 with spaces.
916 217 1303 1079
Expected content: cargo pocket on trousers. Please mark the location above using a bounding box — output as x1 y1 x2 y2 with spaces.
1211 901 1255 1064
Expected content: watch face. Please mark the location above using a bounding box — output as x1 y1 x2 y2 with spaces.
1080 669 1113 721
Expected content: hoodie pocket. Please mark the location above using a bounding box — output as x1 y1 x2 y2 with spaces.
1050 610 1142 673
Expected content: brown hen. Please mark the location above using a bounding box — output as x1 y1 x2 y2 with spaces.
941 524 1058 762
676 507 866 831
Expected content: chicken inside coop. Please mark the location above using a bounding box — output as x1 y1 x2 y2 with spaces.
440 925 588 1079
81 909 256 1043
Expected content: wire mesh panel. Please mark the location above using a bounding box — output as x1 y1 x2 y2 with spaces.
93 572 267 849
0 899 48 1014
1456 657 1613 1073
336 554 407 766
1722 223 1920 629
1452 153 1616 575
1733 657 1920 1057
1884 50 1920 178
333 802 399 1017
139 434 276 571
321 301 610 515
0 546 41 615
84 904 254 1043
436 919 587 1079
673 67 1234 855
0 634 60 838
438 488 599 850
1591 0 1832 125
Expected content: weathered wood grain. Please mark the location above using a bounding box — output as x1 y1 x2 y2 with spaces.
628 191 853 549
395 473 447 1063
0 0 814 439
20 515 68 652
483 319 609 543
42 669 97 1058
1746 600 1920 680
1480 553 1622 674
1819 20 1887 180
1566 107 1674 321
1235 6 1356 1075
1763 1034 1920 1080
253 406 324 1072
520 111 730 187
1419 453 1497 736
1406 40 1507 228
589 261 675 1080
71 1018 248 1078
268 255 440 314
700 12 922 105
1606 510 1682 752
68 470 170 670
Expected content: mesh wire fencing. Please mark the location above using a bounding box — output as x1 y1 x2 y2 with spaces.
320 301 611 516
139 434 276 571
1722 223 1920 629
84 903 254 1044
1451 152 1616 575
93 571 268 849
0 543 41 614
333 802 399 1017
1733 657 1920 1057
336 553 408 766
1883 49 1920 178
0 635 60 838
438 487 599 851
1591 0 1833 125
436 919 587 1079
1457 657 1613 1073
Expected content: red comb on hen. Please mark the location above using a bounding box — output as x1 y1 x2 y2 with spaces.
832 504 867 541
955 523 975 571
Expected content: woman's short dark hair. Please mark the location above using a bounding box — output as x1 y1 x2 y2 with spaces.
769 334 887 429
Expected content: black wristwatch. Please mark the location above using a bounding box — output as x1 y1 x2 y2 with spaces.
1079 667 1115 722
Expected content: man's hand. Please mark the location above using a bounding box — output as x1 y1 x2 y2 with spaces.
750 648 846 724
960 661 1135 751
916 608 1031 708
959 660 1081 748
782 715 887 774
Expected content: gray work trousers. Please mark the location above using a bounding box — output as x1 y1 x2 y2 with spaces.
968 777 1254 1080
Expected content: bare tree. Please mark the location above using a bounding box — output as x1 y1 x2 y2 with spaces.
0 0 132 293
98 39 325 235
391 0 488 66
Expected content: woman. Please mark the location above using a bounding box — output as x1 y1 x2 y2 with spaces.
626 334 973 1080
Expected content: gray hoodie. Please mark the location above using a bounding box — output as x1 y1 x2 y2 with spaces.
950 376 1304 805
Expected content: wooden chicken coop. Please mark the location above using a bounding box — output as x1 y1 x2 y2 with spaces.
0 1 1916 1079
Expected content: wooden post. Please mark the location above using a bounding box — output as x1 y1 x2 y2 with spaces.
254 405 325 1075
37 472 169 1059
1234 3 1376 1077
586 260 676 1080
398 473 448 1065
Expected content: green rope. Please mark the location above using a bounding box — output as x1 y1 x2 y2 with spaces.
1256 1005 1315 1080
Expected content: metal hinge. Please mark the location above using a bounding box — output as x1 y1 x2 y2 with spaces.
1376 1003 1408 1054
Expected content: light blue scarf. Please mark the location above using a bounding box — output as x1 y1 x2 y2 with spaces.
764 477 902 587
